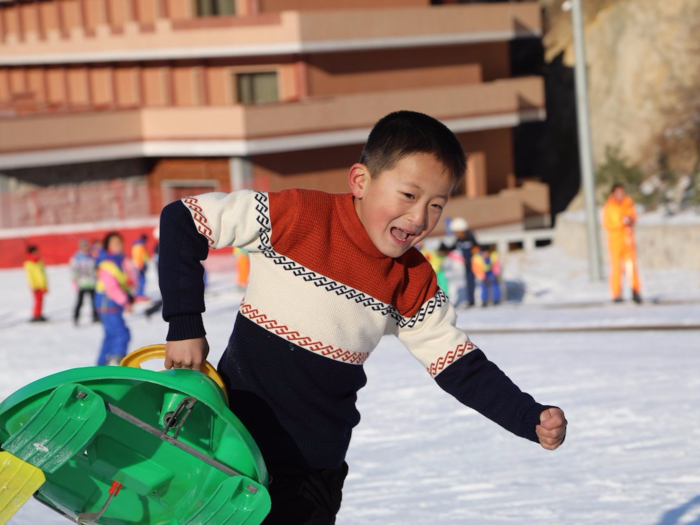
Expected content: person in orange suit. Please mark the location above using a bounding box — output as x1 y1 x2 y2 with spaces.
602 183 642 304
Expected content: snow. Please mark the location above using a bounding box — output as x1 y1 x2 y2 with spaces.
2 246 700 524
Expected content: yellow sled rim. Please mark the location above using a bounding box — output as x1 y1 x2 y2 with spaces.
121 344 229 402
0 451 46 524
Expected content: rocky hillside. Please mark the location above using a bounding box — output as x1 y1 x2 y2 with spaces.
542 0 700 175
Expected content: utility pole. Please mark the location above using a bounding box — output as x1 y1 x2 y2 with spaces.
570 0 604 281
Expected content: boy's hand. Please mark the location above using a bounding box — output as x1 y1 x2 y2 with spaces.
536 407 567 450
165 337 210 372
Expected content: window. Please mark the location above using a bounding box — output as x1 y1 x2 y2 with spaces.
194 0 235 17
236 72 279 105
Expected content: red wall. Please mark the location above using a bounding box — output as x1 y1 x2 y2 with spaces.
0 224 234 269
0 226 156 269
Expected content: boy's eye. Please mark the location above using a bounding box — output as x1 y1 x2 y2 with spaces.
431 203 444 211
403 193 415 200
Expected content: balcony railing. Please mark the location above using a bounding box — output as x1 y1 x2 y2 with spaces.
0 77 544 160
0 4 541 64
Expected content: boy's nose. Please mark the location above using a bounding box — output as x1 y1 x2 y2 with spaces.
408 206 427 231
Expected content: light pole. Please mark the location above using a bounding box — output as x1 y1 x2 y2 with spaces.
567 0 604 281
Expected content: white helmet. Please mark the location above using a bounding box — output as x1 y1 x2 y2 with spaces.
450 217 469 232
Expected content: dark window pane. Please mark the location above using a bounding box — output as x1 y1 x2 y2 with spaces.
237 74 254 104
235 72 278 104
194 0 235 17
195 0 213 17
217 0 236 15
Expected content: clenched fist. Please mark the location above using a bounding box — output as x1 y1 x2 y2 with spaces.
536 407 567 450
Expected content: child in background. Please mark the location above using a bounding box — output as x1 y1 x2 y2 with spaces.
472 244 501 307
420 244 449 294
159 111 566 523
443 217 479 307
90 239 101 259
70 239 99 326
95 232 135 365
131 234 150 301
24 245 48 323
233 247 250 292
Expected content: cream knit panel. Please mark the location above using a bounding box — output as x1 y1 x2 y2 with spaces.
181 190 266 251
396 294 476 377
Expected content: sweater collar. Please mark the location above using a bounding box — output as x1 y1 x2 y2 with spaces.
336 193 389 260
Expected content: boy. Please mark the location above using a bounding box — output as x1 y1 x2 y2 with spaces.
159 111 567 524
24 245 48 322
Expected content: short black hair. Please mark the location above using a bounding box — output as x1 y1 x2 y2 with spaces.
102 231 123 252
26 245 38 254
360 111 466 187
611 183 625 194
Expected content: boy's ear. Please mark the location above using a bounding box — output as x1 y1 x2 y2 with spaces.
348 163 370 199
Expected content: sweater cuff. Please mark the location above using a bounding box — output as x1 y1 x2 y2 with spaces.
166 314 206 341
524 404 558 443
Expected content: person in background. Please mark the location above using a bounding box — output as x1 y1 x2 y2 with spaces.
420 243 450 295
131 234 150 301
90 239 101 259
445 217 478 307
145 225 164 320
233 247 250 292
95 232 135 365
603 183 642 304
472 244 501 307
70 239 99 326
24 245 48 323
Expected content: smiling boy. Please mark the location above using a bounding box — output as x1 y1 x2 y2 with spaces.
159 111 567 524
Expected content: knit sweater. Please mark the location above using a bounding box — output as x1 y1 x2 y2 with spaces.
159 189 547 470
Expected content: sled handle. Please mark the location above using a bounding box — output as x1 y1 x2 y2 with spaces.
120 344 228 401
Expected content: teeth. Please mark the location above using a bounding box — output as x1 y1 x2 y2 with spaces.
392 227 411 241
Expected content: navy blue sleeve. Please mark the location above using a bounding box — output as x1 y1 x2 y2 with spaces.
158 200 209 341
434 349 547 443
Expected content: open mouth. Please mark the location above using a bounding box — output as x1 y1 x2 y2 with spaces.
390 227 416 244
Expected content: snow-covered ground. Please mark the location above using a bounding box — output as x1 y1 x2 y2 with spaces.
2 246 700 524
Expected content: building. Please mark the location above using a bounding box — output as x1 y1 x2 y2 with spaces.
0 0 548 266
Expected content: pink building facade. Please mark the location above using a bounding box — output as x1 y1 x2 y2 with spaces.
0 0 548 265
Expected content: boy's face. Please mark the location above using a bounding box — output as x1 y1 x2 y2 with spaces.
349 153 453 258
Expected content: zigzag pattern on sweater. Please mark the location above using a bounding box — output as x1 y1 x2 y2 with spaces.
240 301 371 364
253 191 448 329
183 197 215 246
427 340 478 377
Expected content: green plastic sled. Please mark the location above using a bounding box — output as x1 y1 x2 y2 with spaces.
0 345 270 524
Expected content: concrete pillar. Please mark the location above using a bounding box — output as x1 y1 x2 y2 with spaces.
229 156 254 191
466 152 487 198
